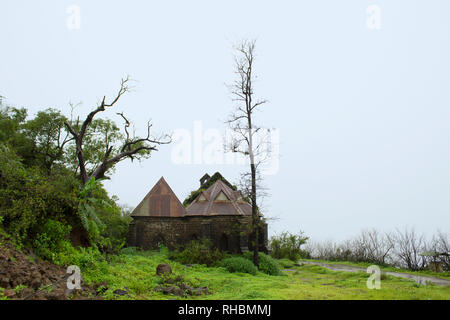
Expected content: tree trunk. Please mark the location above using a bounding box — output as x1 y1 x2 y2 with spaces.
251 162 259 267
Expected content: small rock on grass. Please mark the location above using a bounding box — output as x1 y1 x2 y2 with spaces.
156 263 172 276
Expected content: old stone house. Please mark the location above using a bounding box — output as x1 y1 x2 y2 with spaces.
127 173 268 253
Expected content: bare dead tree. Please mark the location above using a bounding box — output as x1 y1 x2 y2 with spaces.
225 40 269 266
428 230 450 270
64 77 171 184
391 227 426 271
350 229 395 265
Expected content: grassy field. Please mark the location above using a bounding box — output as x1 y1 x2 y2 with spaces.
82 249 450 300
299 258 450 281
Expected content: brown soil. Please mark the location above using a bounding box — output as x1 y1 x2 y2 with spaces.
0 236 103 300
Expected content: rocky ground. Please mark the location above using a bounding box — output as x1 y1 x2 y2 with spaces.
0 237 210 300
0 236 102 300
154 263 210 297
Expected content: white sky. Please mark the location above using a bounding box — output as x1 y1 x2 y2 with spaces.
1 0 449 242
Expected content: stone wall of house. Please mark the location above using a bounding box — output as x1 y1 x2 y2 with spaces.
127 215 268 253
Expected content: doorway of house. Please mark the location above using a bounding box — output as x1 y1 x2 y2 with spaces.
219 233 229 251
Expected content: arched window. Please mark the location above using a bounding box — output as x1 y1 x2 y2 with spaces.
154 234 165 247
219 233 229 251
136 224 145 247
190 234 199 241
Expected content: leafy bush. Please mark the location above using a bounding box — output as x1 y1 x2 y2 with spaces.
120 247 141 256
220 257 257 275
77 178 105 245
277 258 296 269
32 219 103 268
269 231 309 261
159 244 170 257
62 245 103 269
0 143 80 246
0 288 7 300
169 239 226 267
75 177 131 253
243 252 282 275
34 219 72 261
51 241 103 268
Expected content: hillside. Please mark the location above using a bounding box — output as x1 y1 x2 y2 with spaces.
0 234 101 300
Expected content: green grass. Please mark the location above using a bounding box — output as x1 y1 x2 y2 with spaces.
300 258 450 281
80 249 450 300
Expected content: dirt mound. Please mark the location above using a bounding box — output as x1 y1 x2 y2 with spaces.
0 237 102 300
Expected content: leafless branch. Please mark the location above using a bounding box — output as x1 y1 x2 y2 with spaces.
64 77 171 184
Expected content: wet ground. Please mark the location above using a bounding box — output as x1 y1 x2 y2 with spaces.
298 260 450 287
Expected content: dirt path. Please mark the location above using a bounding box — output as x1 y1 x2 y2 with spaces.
298 260 450 287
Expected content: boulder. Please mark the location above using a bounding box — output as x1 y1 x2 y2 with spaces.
93 281 109 294
156 263 172 276
113 287 130 296
192 287 209 296
3 289 15 298
158 286 185 297
0 276 10 288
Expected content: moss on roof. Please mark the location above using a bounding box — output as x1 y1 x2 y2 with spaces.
183 172 237 207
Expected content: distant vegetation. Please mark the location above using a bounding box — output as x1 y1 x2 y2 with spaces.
269 231 310 261
303 228 449 272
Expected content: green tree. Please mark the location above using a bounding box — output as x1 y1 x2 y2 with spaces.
0 104 35 165
22 108 71 171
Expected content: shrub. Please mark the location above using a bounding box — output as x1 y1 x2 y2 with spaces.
243 252 282 276
75 178 132 254
169 239 226 267
34 219 72 261
62 245 103 269
32 219 104 268
120 247 140 256
269 231 309 261
277 258 295 268
0 143 80 246
158 244 170 257
220 257 257 275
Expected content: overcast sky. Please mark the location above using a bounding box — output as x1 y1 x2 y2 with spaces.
1 0 449 242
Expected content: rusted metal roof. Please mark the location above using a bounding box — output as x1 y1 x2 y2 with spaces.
131 177 186 217
185 180 252 216
131 175 253 217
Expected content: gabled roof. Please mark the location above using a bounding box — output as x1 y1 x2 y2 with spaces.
185 179 252 216
183 172 237 207
131 177 186 217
